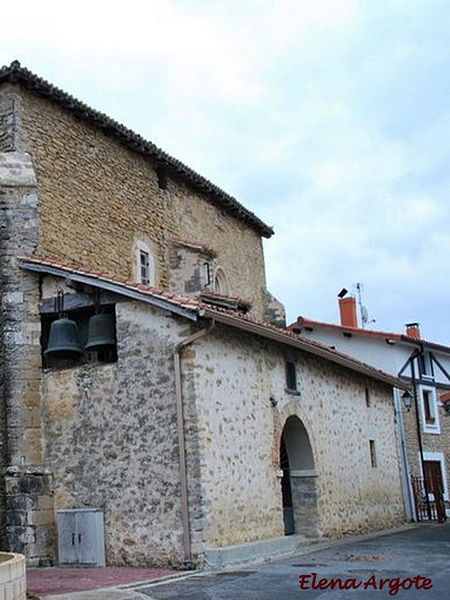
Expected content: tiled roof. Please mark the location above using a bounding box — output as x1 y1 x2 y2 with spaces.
0 60 273 238
20 254 406 389
20 254 202 320
290 316 450 354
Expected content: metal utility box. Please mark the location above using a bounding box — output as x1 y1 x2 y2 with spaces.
57 508 105 566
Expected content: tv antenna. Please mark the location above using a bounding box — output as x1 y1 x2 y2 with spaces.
356 283 375 329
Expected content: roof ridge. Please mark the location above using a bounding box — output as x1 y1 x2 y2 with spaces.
0 61 273 238
292 316 450 353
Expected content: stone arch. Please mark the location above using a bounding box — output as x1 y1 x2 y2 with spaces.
279 415 320 538
213 267 229 295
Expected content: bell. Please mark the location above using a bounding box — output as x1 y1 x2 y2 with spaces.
85 313 116 351
44 316 83 358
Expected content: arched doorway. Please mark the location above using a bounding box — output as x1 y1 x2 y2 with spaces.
280 436 294 534
279 416 319 537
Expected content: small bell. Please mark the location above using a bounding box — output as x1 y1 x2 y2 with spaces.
44 316 83 359
85 313 116 351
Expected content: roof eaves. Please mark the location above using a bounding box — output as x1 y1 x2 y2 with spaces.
0 61 273 238
19 256 199 321
292 316 450 355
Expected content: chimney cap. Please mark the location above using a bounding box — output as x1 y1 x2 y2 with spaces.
337 288 348 298
405 322 421 340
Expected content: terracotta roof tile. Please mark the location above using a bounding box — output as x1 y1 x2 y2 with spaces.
290 316 450 354
19 254 406 389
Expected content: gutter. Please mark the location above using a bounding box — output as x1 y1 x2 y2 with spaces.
173 320 215 567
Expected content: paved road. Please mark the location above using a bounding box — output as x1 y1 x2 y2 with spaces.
135 523 450 599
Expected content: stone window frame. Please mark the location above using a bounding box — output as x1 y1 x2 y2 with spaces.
135 240 155 287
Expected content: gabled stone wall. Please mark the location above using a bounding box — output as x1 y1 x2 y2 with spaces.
12 87 271 321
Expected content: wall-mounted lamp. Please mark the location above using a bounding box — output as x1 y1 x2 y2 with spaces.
442 401 450 415
402 390 413 412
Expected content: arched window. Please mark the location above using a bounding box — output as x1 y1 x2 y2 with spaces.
214 268 229 295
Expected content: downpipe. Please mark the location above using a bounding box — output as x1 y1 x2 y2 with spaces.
174 320 215 568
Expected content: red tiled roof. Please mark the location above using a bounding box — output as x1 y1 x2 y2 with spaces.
0 61 273 238
290 316 450 354
22 253 202 305
20 254 407 389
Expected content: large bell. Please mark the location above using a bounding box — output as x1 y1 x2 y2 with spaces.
85 313 116 351
44 316 83 359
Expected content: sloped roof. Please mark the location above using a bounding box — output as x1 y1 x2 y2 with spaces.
290 316 450 355
0 60 273 238
20 254 406 390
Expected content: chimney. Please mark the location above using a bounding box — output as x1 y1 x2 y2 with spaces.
405 322 421 339
338 296 358 328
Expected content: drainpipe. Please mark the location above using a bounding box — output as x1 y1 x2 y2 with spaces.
393 388 415 521
410 346 433 520
174 320 214 567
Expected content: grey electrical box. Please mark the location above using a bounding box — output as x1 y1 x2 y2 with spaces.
57 508 106 566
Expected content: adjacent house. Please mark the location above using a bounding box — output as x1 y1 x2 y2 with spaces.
1 61 407 568
289 292 450 523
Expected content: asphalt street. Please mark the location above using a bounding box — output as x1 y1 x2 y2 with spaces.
134 523 450 599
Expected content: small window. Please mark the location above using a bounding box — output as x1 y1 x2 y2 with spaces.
419 386 440 433
418 353 434 379
423 390 433 423
285 360 297 392
203 262 211 288
365 387 371 408
140 250 150 285
369 440 377 468
135 241 155 286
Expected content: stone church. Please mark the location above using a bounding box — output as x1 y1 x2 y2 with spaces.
1 61 406 568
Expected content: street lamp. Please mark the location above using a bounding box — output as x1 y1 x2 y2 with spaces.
402 390 413 412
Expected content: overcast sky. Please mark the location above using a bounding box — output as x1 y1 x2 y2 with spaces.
2 1 450 343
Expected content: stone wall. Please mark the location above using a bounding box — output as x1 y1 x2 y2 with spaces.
403 400 450 476
6 273 405 565
12 86 270 320
0 552 27 600
1 151 54 563
0 81 279 565
168 181 268 316
40 297 187 566
402 396 450 517
183 325 405 554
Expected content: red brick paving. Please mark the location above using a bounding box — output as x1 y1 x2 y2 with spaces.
27 566 178 596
